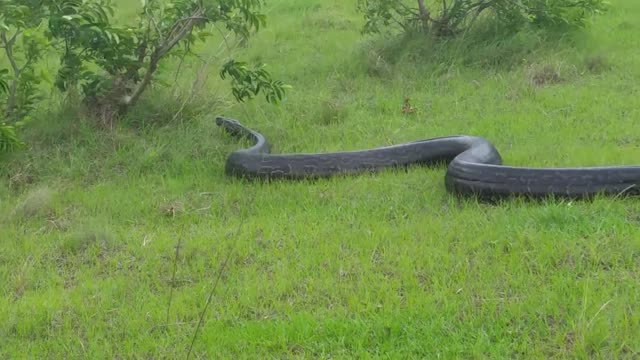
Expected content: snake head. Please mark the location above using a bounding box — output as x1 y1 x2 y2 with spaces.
216 116 249 138
216 116 242 127
216 116 230 125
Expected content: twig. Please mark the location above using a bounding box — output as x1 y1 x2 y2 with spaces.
213 23 235 52
614 184 636 199
149 321 199 332
586 299 613 329
147 11 164 42
169 65 208 123
186 192 255 359
166 226 185 328
186 244 233 359
170 27 234 123
174 15 210 24
124 7 205 107
0 29 20 48
396 2 421 17
160 9 205 57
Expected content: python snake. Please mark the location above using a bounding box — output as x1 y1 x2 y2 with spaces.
216 116 640 200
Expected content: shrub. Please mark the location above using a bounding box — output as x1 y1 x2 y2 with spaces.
0 0 290 152
46 0 290 125
356 0 608 38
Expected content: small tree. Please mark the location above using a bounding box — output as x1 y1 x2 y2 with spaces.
46 0 289 125
357 0 607 38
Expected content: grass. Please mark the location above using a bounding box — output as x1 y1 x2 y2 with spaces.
2 0 640 358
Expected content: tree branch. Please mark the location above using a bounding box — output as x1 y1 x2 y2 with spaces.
159 11 206 58
417 0 431 23
122 8 205 107
144 6 164 42
396 2 420 16
1 32 21 74
1 31 24 118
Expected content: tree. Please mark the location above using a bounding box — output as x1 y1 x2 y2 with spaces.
47 0 289 124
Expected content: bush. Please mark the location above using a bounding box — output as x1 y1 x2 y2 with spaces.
46 0 289 125
356 0 608 38
0 0 289 152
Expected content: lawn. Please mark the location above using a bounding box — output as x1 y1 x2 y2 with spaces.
1 0 639 358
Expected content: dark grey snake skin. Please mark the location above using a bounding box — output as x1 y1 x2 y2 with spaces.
216 116 640 200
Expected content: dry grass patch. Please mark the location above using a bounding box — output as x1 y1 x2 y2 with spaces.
525 61 578 87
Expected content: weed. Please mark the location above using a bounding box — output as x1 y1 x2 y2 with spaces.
525 61 578 87
318 98 350 125
13 186 55 220
584 54 612 74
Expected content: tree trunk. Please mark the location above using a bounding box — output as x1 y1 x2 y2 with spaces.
1 31 22 119
417 0 430 31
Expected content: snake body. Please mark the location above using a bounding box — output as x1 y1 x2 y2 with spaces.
216 116 640 200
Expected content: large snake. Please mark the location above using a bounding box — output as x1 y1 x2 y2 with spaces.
216 116 640 200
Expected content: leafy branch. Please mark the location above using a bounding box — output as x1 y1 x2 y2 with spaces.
220 60 290 104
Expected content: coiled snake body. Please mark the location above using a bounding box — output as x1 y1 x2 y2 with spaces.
216 116 640 200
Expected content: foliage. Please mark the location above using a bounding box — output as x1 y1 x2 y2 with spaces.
0 69 25 152
0 69 7 94
356 0 608 38
0 1 51 152
0 121 24 152
220 60 291 103
0 0 51 122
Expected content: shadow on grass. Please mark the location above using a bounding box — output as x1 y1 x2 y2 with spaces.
0 88 231 190
356 20 599 77
17 85 229 145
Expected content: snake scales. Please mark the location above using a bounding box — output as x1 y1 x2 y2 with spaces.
216 116 640 200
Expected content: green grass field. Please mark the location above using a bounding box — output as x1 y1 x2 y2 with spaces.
2 0 640 358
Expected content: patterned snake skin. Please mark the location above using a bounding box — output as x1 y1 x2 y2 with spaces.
216 116 640 200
